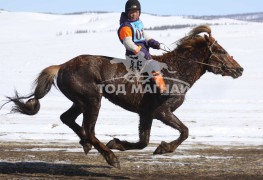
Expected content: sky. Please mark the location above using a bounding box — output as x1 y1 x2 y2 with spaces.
0 0 262 16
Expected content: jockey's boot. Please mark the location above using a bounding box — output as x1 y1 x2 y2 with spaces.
153 72 166 93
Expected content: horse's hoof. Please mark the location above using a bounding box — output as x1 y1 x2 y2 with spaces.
83 144 92 155
104 152 121 169
106 139 117 148
106 138 125 151
111 161 121 169
153 141 171 155
79 140 92 155
108 156 121 169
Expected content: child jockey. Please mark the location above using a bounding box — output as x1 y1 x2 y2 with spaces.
117 0 166 93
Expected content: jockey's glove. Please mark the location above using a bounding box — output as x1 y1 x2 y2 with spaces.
148 39 160 49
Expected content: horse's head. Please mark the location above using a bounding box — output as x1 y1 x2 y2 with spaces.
175 25 244 79
204 35 243 79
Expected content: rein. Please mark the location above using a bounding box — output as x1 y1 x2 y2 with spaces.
160 40 222 69
159 43 171 53
190 60 219 68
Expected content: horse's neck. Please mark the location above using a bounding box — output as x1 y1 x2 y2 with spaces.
177 52 208 86
155 50 208 87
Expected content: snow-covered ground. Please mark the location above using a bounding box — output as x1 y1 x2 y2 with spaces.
0 11 262 146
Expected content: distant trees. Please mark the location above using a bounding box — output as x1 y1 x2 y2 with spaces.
55 12 262 36
145 24 195 30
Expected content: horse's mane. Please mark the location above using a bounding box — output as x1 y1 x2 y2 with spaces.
176 25 211 50
153 25 212 63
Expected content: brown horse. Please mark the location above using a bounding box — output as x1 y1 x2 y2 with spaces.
4 25 243 168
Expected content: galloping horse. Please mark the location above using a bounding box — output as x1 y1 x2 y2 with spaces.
4 25 243 168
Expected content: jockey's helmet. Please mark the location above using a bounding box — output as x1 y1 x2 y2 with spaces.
125 0 141 15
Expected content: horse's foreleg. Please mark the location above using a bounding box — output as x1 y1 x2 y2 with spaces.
82 97 120 168
60 103 92 154
106 114 153 150
153 110 188 155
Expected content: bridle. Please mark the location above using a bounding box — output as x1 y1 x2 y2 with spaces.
190 39 224 69
160 38 227 70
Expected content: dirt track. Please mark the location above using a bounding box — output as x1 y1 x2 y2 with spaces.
0 141 262 179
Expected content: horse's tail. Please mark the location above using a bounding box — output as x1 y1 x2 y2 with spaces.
5 65 61 115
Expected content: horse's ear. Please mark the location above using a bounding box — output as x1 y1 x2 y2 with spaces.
204 34 210 42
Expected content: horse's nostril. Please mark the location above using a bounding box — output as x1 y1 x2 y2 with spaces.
236 67 244 76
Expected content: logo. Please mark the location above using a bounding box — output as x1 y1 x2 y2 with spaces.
98 52 190 95
110 52 175 83
131 5 138 9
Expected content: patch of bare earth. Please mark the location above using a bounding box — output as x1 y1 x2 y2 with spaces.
0 142 262 179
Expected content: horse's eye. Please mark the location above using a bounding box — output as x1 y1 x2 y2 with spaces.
218 50 226 54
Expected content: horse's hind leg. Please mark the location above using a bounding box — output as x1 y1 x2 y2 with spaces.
82 97 120 168
107 114 153 150
60 103 92 154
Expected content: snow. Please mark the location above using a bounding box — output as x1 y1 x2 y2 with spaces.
0 12 262 147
